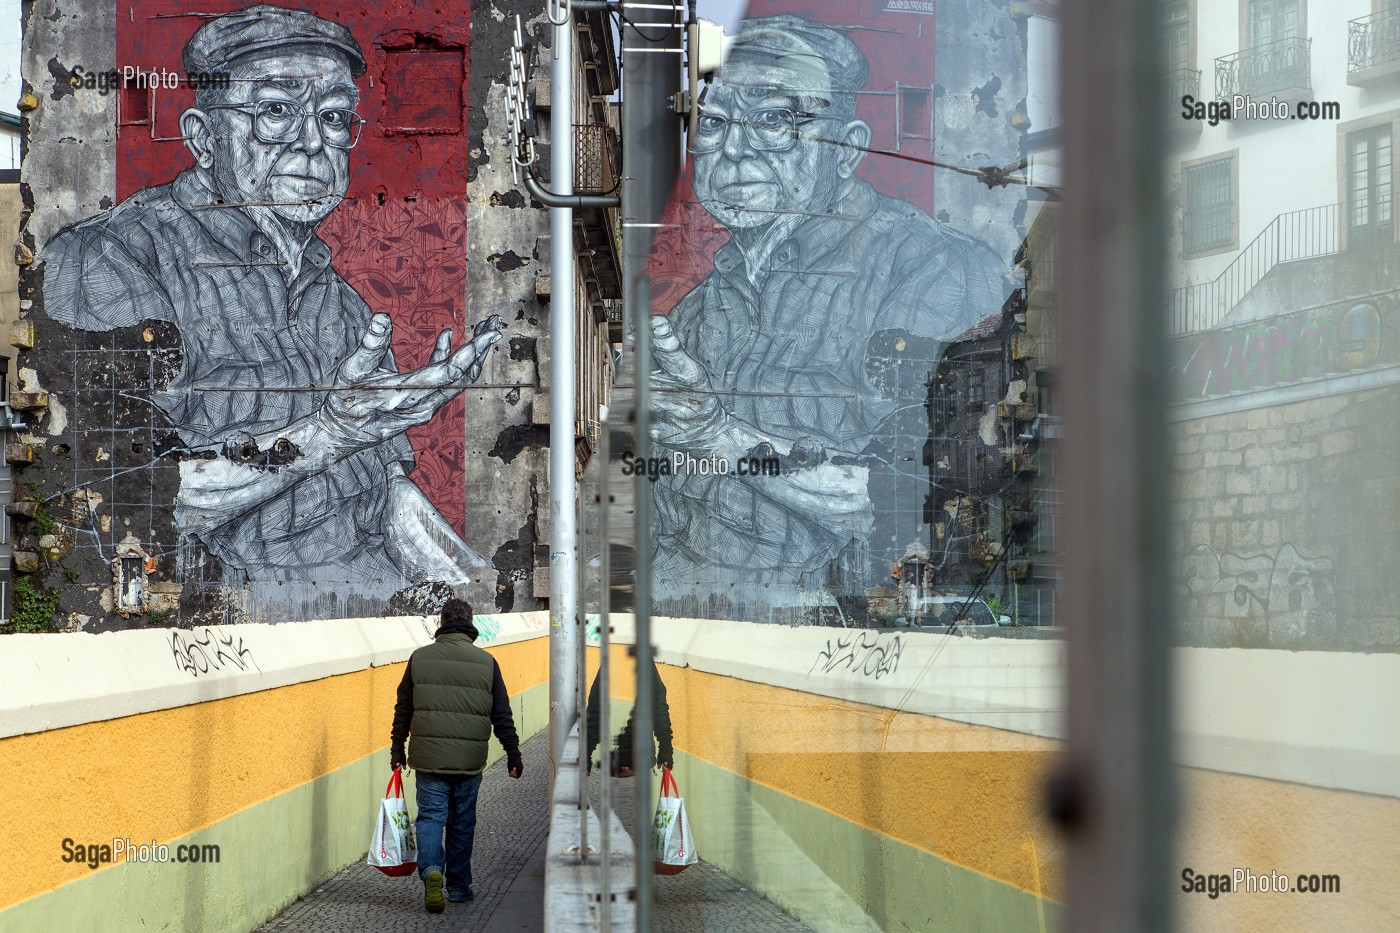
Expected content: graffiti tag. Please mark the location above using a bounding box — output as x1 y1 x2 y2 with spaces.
170 627 260 678
810 631 903 680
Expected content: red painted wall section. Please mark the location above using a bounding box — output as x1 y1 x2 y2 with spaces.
115 2 472 534
649 1 938 313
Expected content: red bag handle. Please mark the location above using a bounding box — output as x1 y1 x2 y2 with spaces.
659 766 679 798
385 768 405 799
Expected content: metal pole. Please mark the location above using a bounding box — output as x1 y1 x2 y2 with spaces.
576 491 589 862
622 1 682 926
548 0 580 798
1055 0 1173 930
598 404 612 931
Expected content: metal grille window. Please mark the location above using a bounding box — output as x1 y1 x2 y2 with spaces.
1348 125 1393 248
1184 156 1234 253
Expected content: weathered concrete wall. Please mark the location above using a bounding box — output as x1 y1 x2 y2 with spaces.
1170 385 1400 651
461 0 553 615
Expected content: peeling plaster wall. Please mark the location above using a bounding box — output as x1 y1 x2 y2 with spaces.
20 0 117 253
935 0 1027 264
462 0 553 614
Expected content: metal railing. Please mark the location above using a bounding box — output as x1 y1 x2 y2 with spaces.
1349 8 1400 74
1215 36 1312 100
1166 67 1200 105
573 123 618 194
1169 202 1342 334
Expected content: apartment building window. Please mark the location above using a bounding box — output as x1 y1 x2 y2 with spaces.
1164 1 1189 72
965 368 985 412
1183 155 1236 254
1248 0 1299 47
1348 125 1393 247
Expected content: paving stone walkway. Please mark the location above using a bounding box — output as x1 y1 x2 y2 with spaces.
259 732 813 932
596 773 816 933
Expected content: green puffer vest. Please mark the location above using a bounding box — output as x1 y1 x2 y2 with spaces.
406 632 496 775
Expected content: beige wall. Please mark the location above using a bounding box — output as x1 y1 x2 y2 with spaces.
0 182 19 384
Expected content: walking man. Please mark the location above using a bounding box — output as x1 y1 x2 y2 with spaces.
390 599 524 912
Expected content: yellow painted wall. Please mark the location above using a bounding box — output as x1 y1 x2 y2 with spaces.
1176 767 1400 929
585 646 1060 898
664 663 1061 899
590 648 1400 927
1 635 549 911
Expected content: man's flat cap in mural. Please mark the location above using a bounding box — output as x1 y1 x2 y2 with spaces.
728 15 868 99
184 4 367 78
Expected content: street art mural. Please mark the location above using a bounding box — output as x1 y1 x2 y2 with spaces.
29 3 488 621
645 7 1023 618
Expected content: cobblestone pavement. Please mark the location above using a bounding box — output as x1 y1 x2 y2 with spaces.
257 733 551 933
260 731 813 932
592 771 816 933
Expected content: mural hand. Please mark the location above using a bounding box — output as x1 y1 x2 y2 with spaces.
413 314 505 410
650 315 729 451
651 315 705 385
427 328 454 365
339 313 394 384
652 371 727 452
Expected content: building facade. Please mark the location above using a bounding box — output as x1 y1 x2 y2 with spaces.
8 1 618 630
1163 0 1400 650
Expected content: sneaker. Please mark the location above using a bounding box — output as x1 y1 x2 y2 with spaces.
424 870 445 913
446 889 475 902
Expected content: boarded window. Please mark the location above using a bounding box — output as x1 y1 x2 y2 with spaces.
381 47 465 134
119 77 151 126
900 86 930 140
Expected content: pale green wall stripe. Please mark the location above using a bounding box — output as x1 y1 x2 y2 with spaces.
0 682 549 933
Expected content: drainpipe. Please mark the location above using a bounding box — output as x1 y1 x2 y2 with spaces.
547 0 579 797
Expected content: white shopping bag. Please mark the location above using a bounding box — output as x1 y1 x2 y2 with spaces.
368 769 418 877
652 767 697 875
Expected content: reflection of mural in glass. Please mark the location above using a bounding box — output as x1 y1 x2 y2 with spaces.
647 14 1014 618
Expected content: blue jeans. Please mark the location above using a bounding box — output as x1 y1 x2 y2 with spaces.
414 771 483 897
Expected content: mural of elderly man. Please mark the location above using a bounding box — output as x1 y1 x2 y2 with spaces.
41 5 500 611
649 14 1009 611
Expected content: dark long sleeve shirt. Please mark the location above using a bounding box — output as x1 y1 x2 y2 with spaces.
585 659 672 764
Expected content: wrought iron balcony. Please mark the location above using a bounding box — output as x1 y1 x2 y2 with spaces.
573 123 618 195
1349 9 1400 85
1215 36 1312 103
1167 67 1201 104
1166 68 1203 134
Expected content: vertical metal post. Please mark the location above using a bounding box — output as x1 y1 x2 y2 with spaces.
598 405 613 931
576 491 589 861
622 1 682 926
548 0 580 794
1056 0 1173 931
